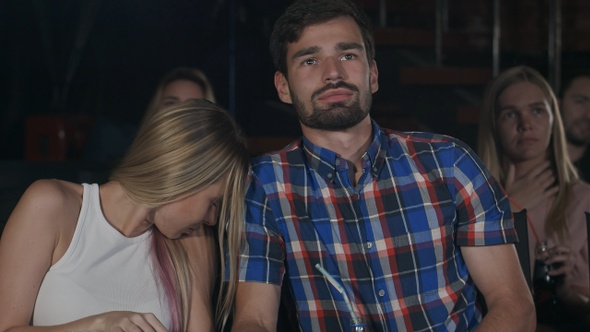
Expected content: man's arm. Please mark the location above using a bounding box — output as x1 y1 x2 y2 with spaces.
231 282 281 332
182 226 217 332
461 244 536 331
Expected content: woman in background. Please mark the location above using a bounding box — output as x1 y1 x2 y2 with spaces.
0 99 248 331
84 67 216 166
144 67 216 119
478 65 589 326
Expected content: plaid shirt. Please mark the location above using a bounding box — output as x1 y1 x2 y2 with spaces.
239 120 516 332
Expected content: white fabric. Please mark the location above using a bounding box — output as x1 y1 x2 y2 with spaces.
33 183 171 328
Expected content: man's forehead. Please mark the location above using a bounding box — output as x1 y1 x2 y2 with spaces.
568 76 590 93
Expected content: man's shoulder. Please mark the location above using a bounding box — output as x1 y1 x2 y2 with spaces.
380 129 473 152
250 139 304 171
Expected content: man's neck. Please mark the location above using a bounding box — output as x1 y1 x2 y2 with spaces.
302 116 373 183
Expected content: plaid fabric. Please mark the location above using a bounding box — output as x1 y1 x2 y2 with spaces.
239 120 516 332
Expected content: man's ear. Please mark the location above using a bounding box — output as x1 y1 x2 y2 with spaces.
274 71 292 104
369 60 379 94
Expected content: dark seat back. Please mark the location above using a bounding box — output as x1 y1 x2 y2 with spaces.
513 209 532 291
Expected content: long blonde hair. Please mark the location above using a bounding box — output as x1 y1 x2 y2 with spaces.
477 65 578 239
110 99 248 330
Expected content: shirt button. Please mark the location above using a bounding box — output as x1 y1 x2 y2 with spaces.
378 289 385 297
366 242 373 249
327 173 333 179
335 159 341 166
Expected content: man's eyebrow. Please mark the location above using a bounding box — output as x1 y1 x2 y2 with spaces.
291 46 321 62
335 42 364 52
572 93 590 101
290 42 364 62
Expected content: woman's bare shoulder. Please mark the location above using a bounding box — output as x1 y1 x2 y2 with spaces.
12 179 84 228
1 180 85 262
20 179 83 209
569 180 590 216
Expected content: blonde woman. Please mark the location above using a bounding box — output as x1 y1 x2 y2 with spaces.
144 67 216 121
478 66 590 321
0 99 248 331
84 67 216 164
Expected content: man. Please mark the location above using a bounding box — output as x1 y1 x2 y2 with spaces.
560 71 590 181
232 0 535 331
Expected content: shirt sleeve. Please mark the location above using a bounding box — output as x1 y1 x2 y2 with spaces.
451 141 517 246
237 171 285 285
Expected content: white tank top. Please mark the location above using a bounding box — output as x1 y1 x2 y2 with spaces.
33 183 171 328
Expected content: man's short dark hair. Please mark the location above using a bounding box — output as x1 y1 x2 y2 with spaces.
559 70 590 98
269 0 375 76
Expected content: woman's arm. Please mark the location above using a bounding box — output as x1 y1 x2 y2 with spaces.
0 180 168 332
0 180 72 331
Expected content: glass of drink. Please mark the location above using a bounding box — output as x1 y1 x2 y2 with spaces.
533 240 563 326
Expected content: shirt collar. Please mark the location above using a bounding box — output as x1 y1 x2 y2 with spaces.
301 119 386 183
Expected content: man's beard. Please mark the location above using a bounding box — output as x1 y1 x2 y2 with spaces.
292 81 371 130
566 130 590 147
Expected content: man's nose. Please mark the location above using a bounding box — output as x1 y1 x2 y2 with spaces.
323 58 345 83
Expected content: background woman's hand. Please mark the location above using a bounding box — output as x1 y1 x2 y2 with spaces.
93 311 168 332
545 245 590 311
504 161 558 211
545 244 573 279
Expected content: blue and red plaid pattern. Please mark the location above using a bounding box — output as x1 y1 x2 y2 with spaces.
238 120 516 331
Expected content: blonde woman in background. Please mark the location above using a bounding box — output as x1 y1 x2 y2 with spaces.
0 99 248 331
84 67 216 165
143 67 216 121
478 65 590 325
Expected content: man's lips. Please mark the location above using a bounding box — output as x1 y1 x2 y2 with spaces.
573 121 590 131
316 89 353 102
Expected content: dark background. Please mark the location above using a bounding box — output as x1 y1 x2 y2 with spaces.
1 0 589 230
0 0 297 161
1 0 590 160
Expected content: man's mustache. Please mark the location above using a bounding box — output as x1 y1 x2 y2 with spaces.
311 81 359 100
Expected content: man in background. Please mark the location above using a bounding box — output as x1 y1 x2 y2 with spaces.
560 71 590 181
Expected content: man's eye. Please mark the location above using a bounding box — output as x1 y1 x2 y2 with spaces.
341 54 356 60
303 58 316 65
